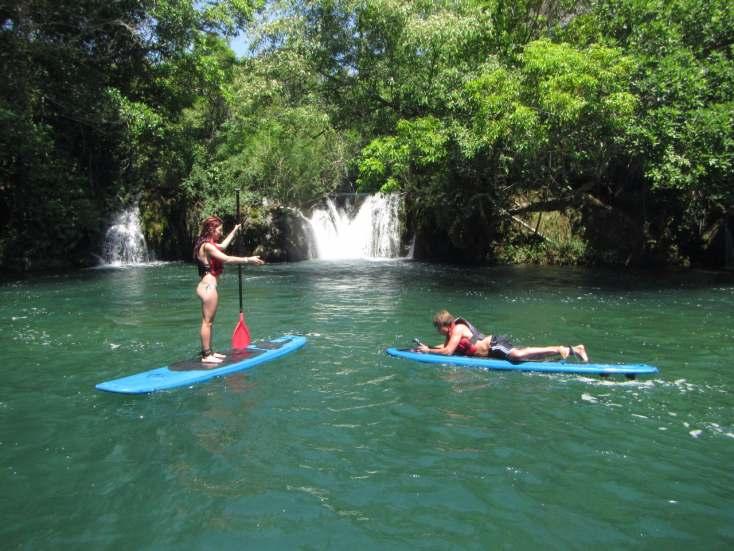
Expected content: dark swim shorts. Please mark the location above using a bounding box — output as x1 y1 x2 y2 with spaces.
489 335 514 360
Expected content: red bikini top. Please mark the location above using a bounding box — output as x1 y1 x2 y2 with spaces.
455 336 477 356
195 239 224 277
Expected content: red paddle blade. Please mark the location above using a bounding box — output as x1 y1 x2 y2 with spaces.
232 313 251 350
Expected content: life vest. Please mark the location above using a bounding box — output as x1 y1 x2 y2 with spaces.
453 317 486 341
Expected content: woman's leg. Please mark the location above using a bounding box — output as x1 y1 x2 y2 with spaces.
507 346 566 362
507 344 588 362
197 282 222 363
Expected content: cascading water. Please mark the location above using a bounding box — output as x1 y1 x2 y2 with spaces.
305 193 407 259
100 207 151 266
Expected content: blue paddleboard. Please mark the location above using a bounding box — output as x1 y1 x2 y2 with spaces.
385 347 658 377
96 335 307 394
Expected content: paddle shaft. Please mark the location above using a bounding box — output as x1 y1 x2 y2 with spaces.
231 188 251 349
236 189 243 312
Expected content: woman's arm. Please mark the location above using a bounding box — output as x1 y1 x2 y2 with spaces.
218 224 241 250
204 242 264 265
418 331 462 355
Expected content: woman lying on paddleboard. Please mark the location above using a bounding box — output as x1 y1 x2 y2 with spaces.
194 216 265 364
417 310 589 362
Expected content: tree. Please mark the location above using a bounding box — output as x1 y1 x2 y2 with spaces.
0 0 261 269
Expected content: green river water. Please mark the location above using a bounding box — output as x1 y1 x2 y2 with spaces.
1 260 733 549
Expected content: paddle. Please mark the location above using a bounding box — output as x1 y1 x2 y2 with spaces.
231 189 251 350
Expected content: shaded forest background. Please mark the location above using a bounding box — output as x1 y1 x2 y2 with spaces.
1 0 732 271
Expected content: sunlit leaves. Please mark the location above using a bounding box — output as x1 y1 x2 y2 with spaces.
646 103 734 192
455 63 539 157
106 88 164 140
183 51 357 209
356 116 448 192
522 40 637 123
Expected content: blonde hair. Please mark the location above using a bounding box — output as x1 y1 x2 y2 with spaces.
432 310 454 328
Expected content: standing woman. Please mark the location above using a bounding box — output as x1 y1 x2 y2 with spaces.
194 216 265 363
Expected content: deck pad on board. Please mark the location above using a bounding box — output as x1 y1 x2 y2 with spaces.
169 348 267 371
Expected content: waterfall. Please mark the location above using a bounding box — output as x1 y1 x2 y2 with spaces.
305 193 406 260
100 207 151 266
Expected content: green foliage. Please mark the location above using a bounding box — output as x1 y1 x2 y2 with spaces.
516 39 638 193
0 0 261 269
181 51 358 216
576 0 734 265
455 64 537 157
353 0 732 266
496 237 588 265
356 116 447 192
2 0 732 269
356 35 637 252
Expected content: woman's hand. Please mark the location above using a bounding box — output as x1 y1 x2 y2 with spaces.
417 344 430 353
220 224 242 249
248 256 265 265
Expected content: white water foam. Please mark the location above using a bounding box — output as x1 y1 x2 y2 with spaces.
99 207 152 266
305 194 406 259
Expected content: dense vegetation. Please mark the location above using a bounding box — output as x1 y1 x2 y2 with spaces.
1 0 732 270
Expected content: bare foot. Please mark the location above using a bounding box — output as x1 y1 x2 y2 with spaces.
573 345 589 362
213 352 226 359
201 354 223 364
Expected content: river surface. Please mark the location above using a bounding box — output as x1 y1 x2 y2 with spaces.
1 260 733 549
